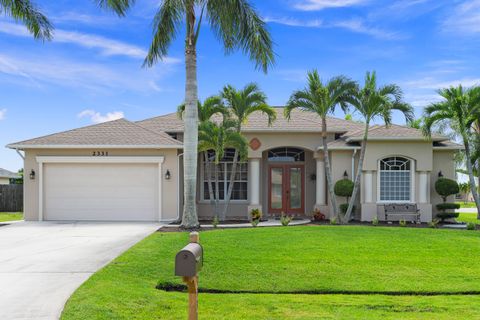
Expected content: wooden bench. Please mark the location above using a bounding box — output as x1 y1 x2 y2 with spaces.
384 204 421 223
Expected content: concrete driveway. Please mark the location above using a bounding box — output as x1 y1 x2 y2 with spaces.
0 221 160 320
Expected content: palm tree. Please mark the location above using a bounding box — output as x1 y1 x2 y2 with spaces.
178 96 228 203
1 0 52 39
101 0 274 228
284 70 357 221
198 118 248 220
343 71 413 222
220 83 276 218
423 85 480 219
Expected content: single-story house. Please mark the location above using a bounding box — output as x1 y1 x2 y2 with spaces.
0 168 20 185
7 108 462 222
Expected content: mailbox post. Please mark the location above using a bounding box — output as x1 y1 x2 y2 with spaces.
175 232 203 320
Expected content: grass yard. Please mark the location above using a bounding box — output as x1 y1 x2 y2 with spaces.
456 201 478 209
457 212 480 225
62 226 480 319
0 212 23 222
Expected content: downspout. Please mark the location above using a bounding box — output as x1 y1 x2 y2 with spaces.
175 152 184 222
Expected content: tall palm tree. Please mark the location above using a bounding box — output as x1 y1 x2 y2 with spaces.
220 83 276 218
178 96 228 203
198 118 248 220
423 85 480 219
101 0 274 228
1 0 52 39
343 71 413 222
284 70 356 220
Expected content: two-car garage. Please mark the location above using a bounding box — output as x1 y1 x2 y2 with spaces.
38 157 164 222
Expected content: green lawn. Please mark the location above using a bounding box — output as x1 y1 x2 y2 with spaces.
457 213 480 225
62 226 480 320
0 212 23 222
456 201 478 209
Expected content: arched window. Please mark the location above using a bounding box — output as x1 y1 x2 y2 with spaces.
379 156 411 202
268 147 305 162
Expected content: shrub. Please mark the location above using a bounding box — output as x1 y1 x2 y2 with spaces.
435 178 459 202
334 179 354 198
436 203 461 210
339 203 355 214
436 203 460 221
311 208 326 221
250 208 262 221
467 222 476 230
330 217 338 225
372 217 379 226
251 219 260 227
428 219 440 228
399 219 407 227
212 216 219 228
280 213 293 226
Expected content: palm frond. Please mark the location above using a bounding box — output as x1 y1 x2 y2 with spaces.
94 0 135 16
1 0 53 40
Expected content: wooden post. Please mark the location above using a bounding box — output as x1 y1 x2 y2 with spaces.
183 232 199 320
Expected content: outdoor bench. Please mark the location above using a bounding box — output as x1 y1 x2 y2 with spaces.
383 203 421 223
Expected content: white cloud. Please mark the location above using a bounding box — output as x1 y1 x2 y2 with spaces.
0 21 180 63
78 110 124 123
265 16 402 40
264 16 322 27
442 0 480 34
293 0 368 11
275 69 308 82
404 77 480 90
0 52 177 93
0 108 6 120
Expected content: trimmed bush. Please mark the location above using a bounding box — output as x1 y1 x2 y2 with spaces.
436 203 460 211
467 222 476 230
436 211 460 221
339 203 355 214
334 179 354 198
435 178 459 202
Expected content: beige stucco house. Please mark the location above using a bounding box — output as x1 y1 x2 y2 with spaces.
7 108 462 222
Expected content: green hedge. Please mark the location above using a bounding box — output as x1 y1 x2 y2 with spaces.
339 203 355 214
436 203 461 210
436 212 460 221
334 179 354 197
435 178 459 202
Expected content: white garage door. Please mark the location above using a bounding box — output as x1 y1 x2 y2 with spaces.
43 163 159 221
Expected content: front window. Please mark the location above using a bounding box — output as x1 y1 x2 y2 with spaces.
268 147 305 162
202 149 248 201
379 156 411 202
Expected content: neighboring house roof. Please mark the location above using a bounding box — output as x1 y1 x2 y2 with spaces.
0 168 20 179
137 107 365 133
7 119 183 149
344 124 447 142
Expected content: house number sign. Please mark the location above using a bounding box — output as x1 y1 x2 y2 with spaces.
92 151 109 156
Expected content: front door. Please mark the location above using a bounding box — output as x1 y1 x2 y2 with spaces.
268 164 304 215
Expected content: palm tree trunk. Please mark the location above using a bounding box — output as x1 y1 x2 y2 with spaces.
465 141 480 219
322 117 338 220
222 149 239 220
181 5 199 228
204 152 215 204
214 162 220 219
345 123 369 222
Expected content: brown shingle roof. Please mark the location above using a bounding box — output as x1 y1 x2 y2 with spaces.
0 168 20 179
8 119 182 149
137 107 365 133
345 124 447 142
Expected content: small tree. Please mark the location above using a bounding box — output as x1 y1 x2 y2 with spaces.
334 179 354 215
435 178 460 221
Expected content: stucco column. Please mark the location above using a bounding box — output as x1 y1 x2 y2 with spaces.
364 171 373 203
249 158 261 206
418 171 428 203
316 158 326 206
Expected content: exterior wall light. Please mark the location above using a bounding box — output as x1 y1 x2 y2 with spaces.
343 170 348 179
438 171 444 178
165 169 171 180
29 169 36 180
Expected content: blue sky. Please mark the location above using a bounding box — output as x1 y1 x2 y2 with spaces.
1 0 480 171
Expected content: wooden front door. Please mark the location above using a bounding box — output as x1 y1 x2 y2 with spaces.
268 164 305 215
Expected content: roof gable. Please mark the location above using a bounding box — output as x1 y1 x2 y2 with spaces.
8 119 182 149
